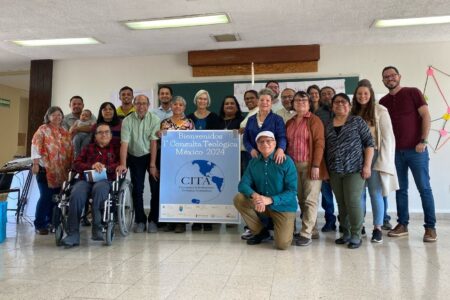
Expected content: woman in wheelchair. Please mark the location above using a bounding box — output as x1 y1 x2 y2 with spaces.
61 123 121 247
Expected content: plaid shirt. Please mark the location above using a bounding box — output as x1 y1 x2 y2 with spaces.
73 139 120 181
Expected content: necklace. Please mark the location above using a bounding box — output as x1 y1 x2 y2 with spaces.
223 118 233 129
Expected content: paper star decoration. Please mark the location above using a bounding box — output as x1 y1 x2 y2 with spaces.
423 66 450 152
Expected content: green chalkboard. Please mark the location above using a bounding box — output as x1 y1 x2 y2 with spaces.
159 76 359 115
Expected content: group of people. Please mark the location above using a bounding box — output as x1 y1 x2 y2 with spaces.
30 65 437 250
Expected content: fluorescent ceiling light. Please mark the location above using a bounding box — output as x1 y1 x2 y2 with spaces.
373 15 450 28
124 13 230 30
11 37 100 47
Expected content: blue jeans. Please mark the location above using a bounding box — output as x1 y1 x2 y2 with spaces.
67 180 111 234
361 151 384 226
34 168 60 230
321 181 336 224
395 149 436 229
383 196 391 222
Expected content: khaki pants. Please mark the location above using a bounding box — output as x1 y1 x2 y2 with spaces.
234 193 296 250
296 162 322 239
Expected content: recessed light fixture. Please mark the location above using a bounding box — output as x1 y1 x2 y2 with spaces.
373 15 450 28
123 13 230 30
11 37 101 47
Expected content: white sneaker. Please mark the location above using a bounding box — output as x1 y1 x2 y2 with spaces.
147 221 158 233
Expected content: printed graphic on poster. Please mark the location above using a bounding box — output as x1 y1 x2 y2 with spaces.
160 130 241 223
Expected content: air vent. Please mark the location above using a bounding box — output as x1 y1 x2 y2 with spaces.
211 33 240 42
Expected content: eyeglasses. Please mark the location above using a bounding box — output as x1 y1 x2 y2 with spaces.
257 139 275 145
383 73 398 80
135 102 148 106
294 98 309 103
281 95 294 100
333 100 349 106
96 130 111 135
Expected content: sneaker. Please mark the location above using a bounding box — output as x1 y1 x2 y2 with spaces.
295 236 312 246
134 223 146 233
174 223 186 233
388 224 408 237
246 229 270 245
147 221 158 233
347 239 362 249
91 228 104 241
191 223 202 231
311 228 320 239
381 220 392 230
361 226 366 237
335 236 350 245
321 222 336 232
423 228 437 243
241 227 253 240
371 228 383 243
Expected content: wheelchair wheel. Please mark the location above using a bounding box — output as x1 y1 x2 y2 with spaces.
105 222 115 246
118 180 134 236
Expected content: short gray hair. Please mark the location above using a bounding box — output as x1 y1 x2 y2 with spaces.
193 89 211 107
172 96 187 107
43 106 64 124
258 88 275 101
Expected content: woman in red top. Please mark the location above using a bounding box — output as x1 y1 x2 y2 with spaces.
286 91 328 246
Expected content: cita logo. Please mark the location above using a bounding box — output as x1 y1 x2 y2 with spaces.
175 160 225 204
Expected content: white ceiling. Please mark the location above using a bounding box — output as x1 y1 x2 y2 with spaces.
1 0 450 89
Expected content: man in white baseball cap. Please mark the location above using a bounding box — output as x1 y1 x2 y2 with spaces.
234 130 298 250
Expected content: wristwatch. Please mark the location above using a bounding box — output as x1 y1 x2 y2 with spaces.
420 139 428 144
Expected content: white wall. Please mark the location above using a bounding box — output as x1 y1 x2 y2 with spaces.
52 42 450 213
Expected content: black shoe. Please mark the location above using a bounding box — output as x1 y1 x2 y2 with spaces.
295 236 312 246
246 229 270 245
381 220 392 231
321 223 336 232
61 234 80 248
91 228 104 241
335 236 350 245
361 226 367 237
203 224 213 231
163 223 175 232
347 240 362 249
371 229 383 243
192 223 202 231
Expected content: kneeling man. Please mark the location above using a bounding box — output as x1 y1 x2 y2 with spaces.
62 123 120 247
234 131 298 250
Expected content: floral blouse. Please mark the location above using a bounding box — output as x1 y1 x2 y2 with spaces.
160 117 195 131
31 124 73 188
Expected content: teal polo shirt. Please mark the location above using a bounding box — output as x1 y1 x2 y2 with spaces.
238 152 298 213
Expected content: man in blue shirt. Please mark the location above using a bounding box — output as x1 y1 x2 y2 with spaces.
234 131 298 250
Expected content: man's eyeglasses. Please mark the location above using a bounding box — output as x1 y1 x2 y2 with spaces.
96 130 111 135
257 138 275 145
333 100 349 106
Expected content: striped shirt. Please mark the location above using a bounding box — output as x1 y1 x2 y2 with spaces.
325 115 374 174
286 113 311 163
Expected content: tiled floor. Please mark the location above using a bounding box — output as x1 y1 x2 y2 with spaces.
0 216 449 299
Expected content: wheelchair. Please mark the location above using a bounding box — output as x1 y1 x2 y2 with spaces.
52 171 134 246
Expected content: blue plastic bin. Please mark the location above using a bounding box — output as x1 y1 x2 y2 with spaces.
0 201 7 243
